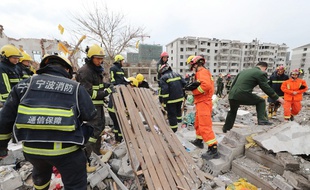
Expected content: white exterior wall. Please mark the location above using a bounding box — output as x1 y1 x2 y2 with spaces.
166 37 288 78
291 44 310 85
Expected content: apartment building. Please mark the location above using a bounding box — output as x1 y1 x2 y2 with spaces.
166 37 289 77
291 43 310 85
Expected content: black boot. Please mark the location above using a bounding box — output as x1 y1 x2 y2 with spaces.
190 139 204 149
201 144 220 160
290 115 294 121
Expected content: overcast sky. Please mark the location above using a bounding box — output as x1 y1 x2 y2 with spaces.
1 0 310 52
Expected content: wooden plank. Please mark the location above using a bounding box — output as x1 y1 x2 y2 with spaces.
112 87 154 190
140 88 205 189
127 87 177 189
120 86 168 189
133 88 188 189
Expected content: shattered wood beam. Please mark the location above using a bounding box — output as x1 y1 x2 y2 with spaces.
112 86 211 189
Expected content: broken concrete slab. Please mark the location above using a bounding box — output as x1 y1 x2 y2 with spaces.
277 152 300 171
253 122 310 155
0 166 23 190
283 170 310 189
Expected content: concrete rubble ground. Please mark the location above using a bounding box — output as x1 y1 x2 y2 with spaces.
1 88 310 189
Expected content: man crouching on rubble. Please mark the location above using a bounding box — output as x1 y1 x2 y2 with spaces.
222 62 285 133
0 54 96 190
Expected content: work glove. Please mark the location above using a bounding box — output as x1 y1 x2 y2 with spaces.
0 148 8 159
299 85 306 90
184 81 200 91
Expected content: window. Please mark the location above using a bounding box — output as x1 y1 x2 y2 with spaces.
215 50 218 53
215 43 218 47
207 42 210 46
171 63 173 67
171 50 173 54
171 57 173 60
180 62 183 66
180 55 184 59
213 69 217 73
214 63 217 66
207 49 210 53
180 48 184 52
180 40 184 44
304 48 307 51
180 69 183 72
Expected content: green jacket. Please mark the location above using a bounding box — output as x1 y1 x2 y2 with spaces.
229 67 279 101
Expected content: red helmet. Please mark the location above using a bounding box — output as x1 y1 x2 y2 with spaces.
276 66 285 71
192 55 205 65
160 52 169 58
290 69 300 75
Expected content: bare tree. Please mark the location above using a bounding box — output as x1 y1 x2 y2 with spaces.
71 2 146 65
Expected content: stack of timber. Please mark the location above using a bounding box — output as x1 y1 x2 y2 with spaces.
111 85 212 190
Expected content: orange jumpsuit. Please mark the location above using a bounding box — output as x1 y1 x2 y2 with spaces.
192 67 217 146
281 78 308 119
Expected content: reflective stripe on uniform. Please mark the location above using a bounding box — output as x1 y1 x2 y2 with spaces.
0 133 11 140
197 86 204 93
167 97 184 104
16 105 76 131
88 137 97 143
170 125 178 129
2 73 11 92
0 92 9 102
22 143 79 156
92 100 104 105
272 81 284 84
166 76 181 83
107 106 115 113
9 78 20 83
34 180 51 190
18 105 74 117
16 124 75 131
206 138 217 146
92 90 98 99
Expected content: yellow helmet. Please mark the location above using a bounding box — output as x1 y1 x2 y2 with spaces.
186 55 195 64
127 77 138 87
114 54 124 62
136 73 144 83
87 44 105 58
20 52 33 62
40 54 72 70
0 44 22 58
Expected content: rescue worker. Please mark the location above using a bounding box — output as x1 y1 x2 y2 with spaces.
222 62 285 133
136 73 150 88
185 55 219 159
159 64 186 132
281 69 308 121
108 54 127 142
0 54 96 190
76 44 112 162
16 51 35 79
0 44 22 105
156 52 169 101
156 51 169 82
127 77 139 87
267 66 289 118
225 74 232 94
216 73 224 98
